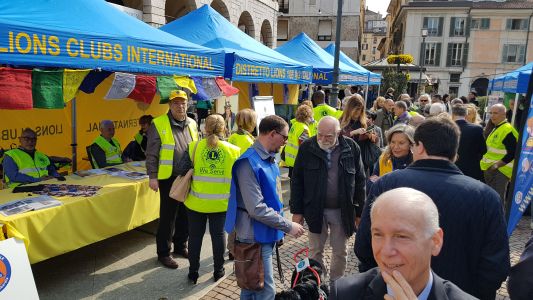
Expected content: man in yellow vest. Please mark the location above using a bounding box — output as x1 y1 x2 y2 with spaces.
3 128 59 187
481 103 518 206
122 115 153 161
312 90 338 124
89 120 123 168
146 90 198 269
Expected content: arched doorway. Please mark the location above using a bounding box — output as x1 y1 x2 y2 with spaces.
238 11 255 39
260 20 273 48
105 0 142 10
211 0 230 22
165 0 197 24
471 78 489 97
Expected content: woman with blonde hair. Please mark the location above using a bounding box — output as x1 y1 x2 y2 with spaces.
369 124 415 182
228 108 257 155
371 96 386 112
177 114 241 284
465 103 482 124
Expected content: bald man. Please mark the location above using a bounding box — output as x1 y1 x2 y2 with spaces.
333 188 476 300
480 104 518 205
89 120 123 168
312 90 338 123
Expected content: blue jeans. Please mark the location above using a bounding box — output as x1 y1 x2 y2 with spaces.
240 242 275 300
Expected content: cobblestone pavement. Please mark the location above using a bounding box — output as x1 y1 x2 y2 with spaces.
203 211 532 300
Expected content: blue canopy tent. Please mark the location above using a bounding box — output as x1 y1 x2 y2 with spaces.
0 0 225 77
0 0 226 170
275 32 368 86
490 62 533 94
160 5 312 84
323 43 381 86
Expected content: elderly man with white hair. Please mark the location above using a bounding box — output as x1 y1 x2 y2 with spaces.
333 188 476 299
89 119 123 168
429 103 447 117
291 116 366 285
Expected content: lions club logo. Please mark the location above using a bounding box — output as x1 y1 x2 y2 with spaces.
515 191 523 205
0 254 12 292
200 148 226 176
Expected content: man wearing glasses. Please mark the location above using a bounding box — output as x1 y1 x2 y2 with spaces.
416 94 432 117
3 128 59 188
290 116 366 286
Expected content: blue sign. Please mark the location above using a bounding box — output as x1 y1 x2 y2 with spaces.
508 94 533 235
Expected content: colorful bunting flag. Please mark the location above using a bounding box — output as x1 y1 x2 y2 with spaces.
127 75 157 104
79 70 112 94
105 72 136 100
202 77 222 99
191 76 209 101
215 77 239 96
0 67 33 110
32 69 64 109
173 75 197 94
156 76 178 104
63 69 90 102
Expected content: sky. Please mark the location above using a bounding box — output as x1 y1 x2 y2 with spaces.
366 0 391 16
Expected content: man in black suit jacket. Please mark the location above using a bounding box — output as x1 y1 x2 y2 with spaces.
452 104 486 181
333 188 476 300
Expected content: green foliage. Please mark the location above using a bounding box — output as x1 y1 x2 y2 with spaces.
382 68 408 99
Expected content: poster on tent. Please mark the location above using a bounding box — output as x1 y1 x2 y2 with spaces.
507 95 533 236
253 96 275 130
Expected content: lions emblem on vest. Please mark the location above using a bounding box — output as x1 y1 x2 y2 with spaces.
200 148 225 175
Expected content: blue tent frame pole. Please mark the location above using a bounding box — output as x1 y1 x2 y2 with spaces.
71 98 77 172
330 0 343 108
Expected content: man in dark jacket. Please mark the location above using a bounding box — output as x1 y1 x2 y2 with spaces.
354 116 510 300
291 116 366 284
452 104 486 181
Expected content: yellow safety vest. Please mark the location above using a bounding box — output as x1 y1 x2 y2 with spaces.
480 121 518 178
285 121 309 167
313 104 338 123
184 139 240 213
291 118 316 137
134 132 143 145
228 131 254 155
153 114 198 180
4 149 50 187
91 136 122 168
378 153 393 177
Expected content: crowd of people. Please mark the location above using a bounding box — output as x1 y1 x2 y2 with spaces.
2 85 531 300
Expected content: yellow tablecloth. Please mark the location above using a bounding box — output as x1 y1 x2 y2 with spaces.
0 163 160 264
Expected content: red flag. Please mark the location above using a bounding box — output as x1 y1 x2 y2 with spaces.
215 77 239 96
127 75 156 104
0 68 33 110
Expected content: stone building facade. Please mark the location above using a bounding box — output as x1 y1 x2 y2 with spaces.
276 0 363 61
106 0 279 47
360 9 386 65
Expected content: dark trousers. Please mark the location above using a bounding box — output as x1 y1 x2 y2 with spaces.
186 208 226 273
156 177 188 257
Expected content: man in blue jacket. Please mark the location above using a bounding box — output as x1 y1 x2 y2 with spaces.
355 116 510 300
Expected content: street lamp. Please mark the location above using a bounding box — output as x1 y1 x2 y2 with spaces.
417 28 428 97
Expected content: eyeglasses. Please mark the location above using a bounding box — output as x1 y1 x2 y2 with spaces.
419 99 429 103
275 131 288 141
21 137 37 141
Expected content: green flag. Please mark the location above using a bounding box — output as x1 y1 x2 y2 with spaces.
156 76 178 104
32 69 64 109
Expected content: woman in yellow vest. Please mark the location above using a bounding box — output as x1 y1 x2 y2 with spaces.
176 114 240 284
285 104 313 177
228 108 257 155
369 124 415 183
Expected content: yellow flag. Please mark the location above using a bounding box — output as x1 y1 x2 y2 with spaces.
63 69 90 102
173 75 197 94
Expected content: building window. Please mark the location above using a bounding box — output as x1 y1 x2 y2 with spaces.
502 44 526 63
448 86 459 97
506 19 528 30
277 19 289 41
450 73 461 83
446 43 468 67
362 54 366 61
373 37 377 44
450 17 466 37
279 0 289 14
423 17 442 36
362 44 368 50
423 42 441 66
309 0 316 5
372 47 376 54
318 20 332 41
471 18 490 30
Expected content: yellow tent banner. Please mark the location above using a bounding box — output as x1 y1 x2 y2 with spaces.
0 75 169 170
232 82 299 109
